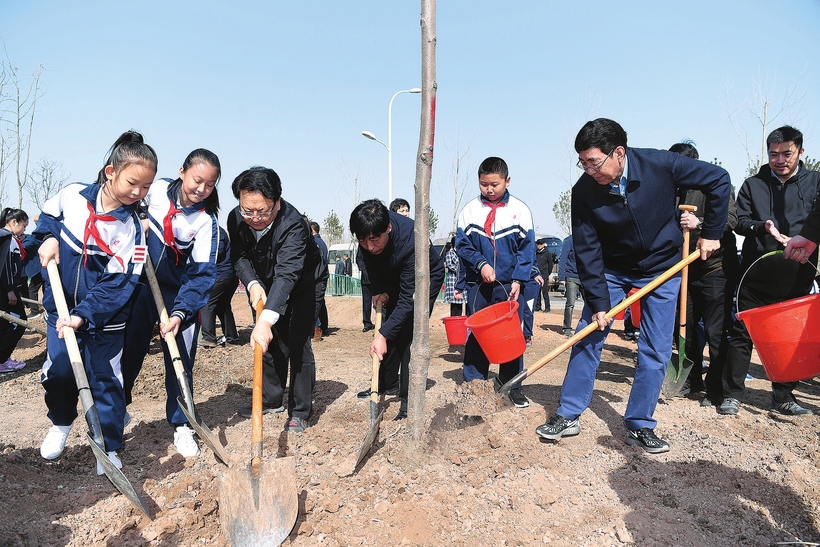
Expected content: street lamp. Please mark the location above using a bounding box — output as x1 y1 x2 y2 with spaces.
361 87 421 203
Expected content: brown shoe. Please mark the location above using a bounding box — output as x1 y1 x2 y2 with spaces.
313 326 323 341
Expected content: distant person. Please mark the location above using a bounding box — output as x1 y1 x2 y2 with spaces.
0 208 29 372
37 130 157 474
350 199 444 420
535 118 730 454
21 216 43 319
669 142 738 403
558 235 584 338
343 253 352 277
228 167 327 433
455 156 535 409
122 148 221 459
357 250 375 332
200 226 240 348
334 254 345 295
718 126 820 417
310 221 329 336
533 238 553 312
389 198 410 217
521 265 544 348
443 236 463 316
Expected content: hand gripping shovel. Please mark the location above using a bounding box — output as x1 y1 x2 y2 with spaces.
218 300 297 547
352 299 385 472
661 205 697 397
483 250 703 412
46 260 151 517
142 258 230 464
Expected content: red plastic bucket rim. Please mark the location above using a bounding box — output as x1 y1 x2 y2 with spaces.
464 300 519 329
736 292 820 322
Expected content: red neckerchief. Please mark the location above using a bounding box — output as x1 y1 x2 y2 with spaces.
15 236 25 262
483 198 506 252
84 202 124 269
163 201 183 265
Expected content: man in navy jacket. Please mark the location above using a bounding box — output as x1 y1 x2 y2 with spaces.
350 199 444 420
536 118 730 454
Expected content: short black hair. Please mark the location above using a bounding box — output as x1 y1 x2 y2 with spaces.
350 199 390 240
389 198 410 212
767 126 803 150
574 118 628 154
309 221 320 234
478 157 508 179
231 166 282 201
669 141 699 159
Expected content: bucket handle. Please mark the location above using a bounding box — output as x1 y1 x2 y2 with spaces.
735 250 820 315
469 280 513 314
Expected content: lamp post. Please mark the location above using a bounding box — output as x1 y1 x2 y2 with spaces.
361 87 421 204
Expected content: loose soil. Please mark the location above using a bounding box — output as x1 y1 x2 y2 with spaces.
1 294 820 547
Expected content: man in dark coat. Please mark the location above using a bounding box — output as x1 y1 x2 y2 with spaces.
228 167 328 433
350 199 444 420
534 238 553 312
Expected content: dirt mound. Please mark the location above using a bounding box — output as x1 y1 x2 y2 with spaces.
1 295 819 546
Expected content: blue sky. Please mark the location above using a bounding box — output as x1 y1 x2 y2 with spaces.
2 1 820 239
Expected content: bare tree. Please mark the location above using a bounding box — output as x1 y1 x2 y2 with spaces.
407 0 436 446
27 157 68 212
437 136 472 236
0 56 44 208
721 70 807 175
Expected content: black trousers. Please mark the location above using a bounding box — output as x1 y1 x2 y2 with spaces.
684 268 733 400
200 275 239 343
263 286 317 420
361 282 373 328
314 278 328 331
0 288 26 362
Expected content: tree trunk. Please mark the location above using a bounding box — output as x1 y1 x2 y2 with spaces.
407 0 436 445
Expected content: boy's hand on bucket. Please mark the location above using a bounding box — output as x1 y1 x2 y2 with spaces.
480 264 496 284
785 235 818 264
509 281 521 301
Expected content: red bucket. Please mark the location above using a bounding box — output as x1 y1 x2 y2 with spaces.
614 288 641 324
442 316 468 345
736 293 820 382
464 301 525 363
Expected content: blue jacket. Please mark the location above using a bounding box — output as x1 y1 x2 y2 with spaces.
558 236 578 281
572 147 730 313
35 183 144 333
143 178 218 324
358 211 444 341
215 227 237 281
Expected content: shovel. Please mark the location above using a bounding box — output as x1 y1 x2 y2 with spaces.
46 260 151 517
218 300 297 547
352 299 385 471
661 205 697 397
483 250 703 412
142 258 230 464
0 309 46 335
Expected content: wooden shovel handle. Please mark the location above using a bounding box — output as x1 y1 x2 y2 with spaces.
678 205 697 337
252 300 265 471
370 299 384 409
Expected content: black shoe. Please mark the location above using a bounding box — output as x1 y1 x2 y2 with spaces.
357 384 399 398
563 329 574 338
770 399 813 416
286 416 308 433
509 388 529 408
394 406 407 421
719 398 740 415
700 396 719 407
535 414 580 440
625 428 670 454
357 388 373 399
237 404 285 418
362 325 375 332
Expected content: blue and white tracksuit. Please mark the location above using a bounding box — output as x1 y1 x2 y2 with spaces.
456 191 535 385
36 183 145 452
122 178 218 425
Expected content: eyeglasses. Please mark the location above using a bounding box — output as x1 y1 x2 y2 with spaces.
239 209 274 220
577 151 614 173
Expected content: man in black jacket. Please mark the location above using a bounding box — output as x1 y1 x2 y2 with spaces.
534 239 553 312
228 167 328 433
718 126 820 417
350 199 444 420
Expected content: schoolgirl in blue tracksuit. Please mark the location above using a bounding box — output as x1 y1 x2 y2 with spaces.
36 131 158 472
122 149 219 457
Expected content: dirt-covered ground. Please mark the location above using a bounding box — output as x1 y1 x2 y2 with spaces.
1 293 820 547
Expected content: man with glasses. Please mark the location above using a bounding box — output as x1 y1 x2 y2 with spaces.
535 118 731 453
227 167 328 433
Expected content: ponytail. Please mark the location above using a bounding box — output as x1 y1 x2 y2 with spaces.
0 208 28 227
96 130 158 185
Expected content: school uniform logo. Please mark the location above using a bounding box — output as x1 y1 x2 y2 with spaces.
132 245 148 263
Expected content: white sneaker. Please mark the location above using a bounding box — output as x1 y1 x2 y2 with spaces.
123 411 131 428
173 425 200 457
40 425 72 460
96 450 122 475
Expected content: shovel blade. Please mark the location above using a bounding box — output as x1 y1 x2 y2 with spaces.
86 433 151 517
219 456 298 547
177 396 231 465
354 408 384 470
661 352 695 398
